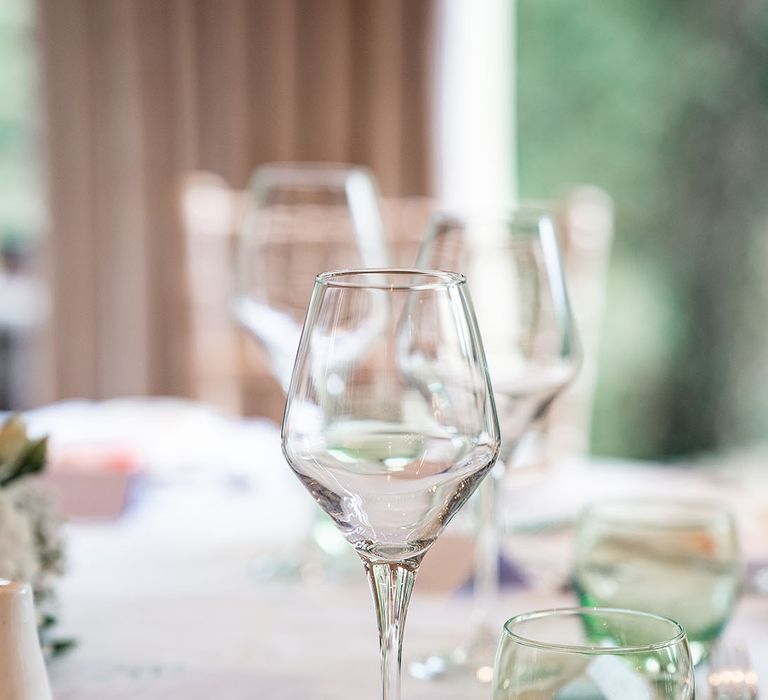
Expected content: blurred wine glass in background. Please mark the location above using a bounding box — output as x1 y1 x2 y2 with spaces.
574 499 742 666
231 162 390 581
411 208 580 683
233 162 389 394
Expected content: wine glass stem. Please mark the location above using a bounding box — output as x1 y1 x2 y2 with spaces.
473 465 501 637
365 560 417 700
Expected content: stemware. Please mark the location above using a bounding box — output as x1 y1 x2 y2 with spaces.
410 209 579 682
233 161 388 393
232 163 389 580
281 270 501 700
574 499 743 665
493 607 695 699
708 642 759 699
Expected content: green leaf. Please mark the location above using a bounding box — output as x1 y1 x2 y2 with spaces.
43 637 77 660
0 436 47 487
39 613 57 631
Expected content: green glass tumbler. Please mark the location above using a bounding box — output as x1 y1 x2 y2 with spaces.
493 607 694 699
574 499 742 665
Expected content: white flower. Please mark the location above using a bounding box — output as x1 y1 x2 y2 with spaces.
0 487 39 584
11 482 65 587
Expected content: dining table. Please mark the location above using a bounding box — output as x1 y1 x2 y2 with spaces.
19 399 767 699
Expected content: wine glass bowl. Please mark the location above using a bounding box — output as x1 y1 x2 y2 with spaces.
234 162 388 393
493 607 695 699
419 209 579 456
282 270 500 565
281 269 500 699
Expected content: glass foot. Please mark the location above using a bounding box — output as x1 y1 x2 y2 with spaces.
249 546 358 584
409 626 498 684
249 518 357 584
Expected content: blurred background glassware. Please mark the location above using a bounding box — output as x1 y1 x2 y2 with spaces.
281 269 501 700
493 607 695 700
574 500 743 666
410 208 580 682
232 162 389 393
231 162 390 581
708 641 759 700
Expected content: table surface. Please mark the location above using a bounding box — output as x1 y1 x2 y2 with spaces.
18 399 767 699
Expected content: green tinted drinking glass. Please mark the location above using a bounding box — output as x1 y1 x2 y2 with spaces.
574 500 742 665
493 608 694 699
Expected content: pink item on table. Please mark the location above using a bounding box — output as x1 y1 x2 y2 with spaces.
40 444 141 520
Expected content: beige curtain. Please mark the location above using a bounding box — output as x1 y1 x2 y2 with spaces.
38 0 436 400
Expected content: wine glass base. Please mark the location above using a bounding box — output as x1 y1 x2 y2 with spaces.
249 549 358 584
408 628 498 685
249 551 321 583
249 523 358 584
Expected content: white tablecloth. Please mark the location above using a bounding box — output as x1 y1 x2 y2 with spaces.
19 400 767 699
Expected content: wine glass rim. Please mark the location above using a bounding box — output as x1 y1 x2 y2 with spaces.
502 606 687 654
256 160 369 171
582 497 734 528
316 269 467 290
427 205 555 228
251 161 373 182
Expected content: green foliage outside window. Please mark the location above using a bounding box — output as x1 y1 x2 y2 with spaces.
0 0 41 250
518 0 768 459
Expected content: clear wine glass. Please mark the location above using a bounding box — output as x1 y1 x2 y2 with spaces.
281 270 501 700
233 162 389 393
232 163 389 581
493 608 695 699
410 209 580 682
